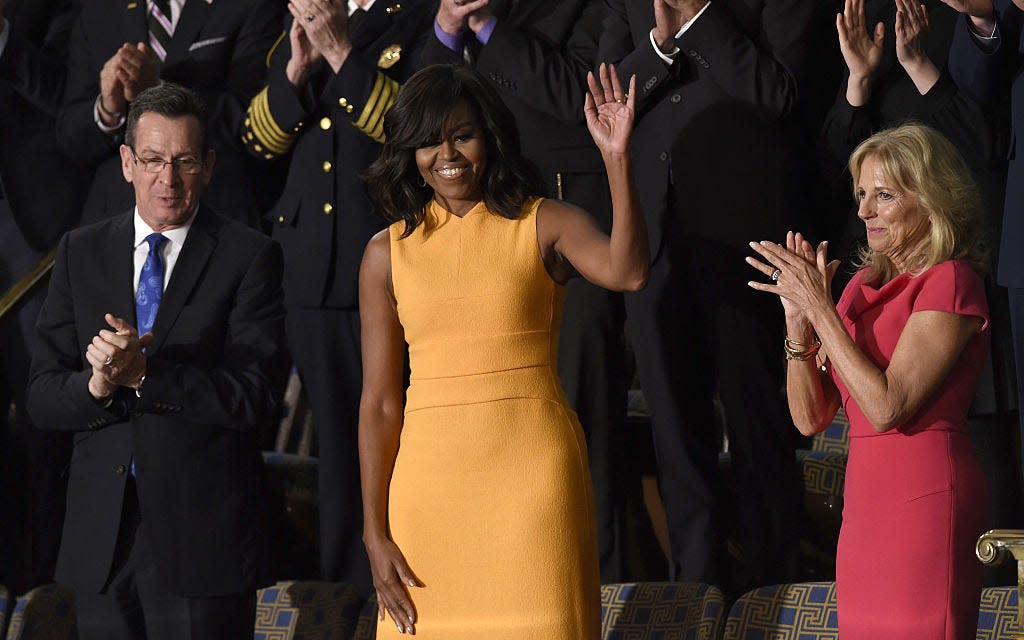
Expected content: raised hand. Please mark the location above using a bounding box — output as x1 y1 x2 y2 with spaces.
288 0 352 72
836 0 884 104
365 537 421 635
652 0 688 52
746 237 840 319
436 0 490 36
895 0 941 93
938 0 1000 31
286 17 324 88
117 43 161 102
99 51 128 124
584 63 636 157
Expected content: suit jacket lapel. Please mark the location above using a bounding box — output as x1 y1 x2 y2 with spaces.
163 0 212 67
122 0 149 50
147 207 216 353
108 213 138 324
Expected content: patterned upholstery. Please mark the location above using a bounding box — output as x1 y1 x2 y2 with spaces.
0 583 10 640
796 450 846 497
722 581 838 640
601 582 725 640
977 585 1020 640
6 583 76 640
352 594 378 640
811 409 850 455
254 580 363 640
261 452 319 579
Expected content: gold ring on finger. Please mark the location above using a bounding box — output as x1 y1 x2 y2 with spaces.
770 268 782 282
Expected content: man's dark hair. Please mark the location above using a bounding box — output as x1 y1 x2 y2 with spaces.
125 82 210 151
364 64 543 236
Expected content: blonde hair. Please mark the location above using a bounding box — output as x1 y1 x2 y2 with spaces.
849 123 987 283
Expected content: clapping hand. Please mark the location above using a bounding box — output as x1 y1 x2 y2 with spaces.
836 0 884 103
285 15 324 88
584 63 636 157
746 233 840 321
288 0 352 72
436 0 490 36
85 313 152 392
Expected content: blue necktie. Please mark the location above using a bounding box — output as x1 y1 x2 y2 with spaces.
132 233 166 477
136 233 167 338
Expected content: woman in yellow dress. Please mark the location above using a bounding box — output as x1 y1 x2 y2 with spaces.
358 63 645 639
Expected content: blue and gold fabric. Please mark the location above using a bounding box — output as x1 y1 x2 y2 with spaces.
811 409 850 455
254 580 363 640
352 593 378 640
600 582 725 640
6 583 76 640
976 585 1020 640
0 583 10 639
796 450 846 497
722 581 838 640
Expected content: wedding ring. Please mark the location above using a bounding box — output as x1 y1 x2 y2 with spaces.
770 268 782 282
104 356 114 366
616 96 627 104
454 0 466 5
305 14 315 22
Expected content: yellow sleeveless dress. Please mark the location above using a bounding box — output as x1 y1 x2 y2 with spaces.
380 198 601 639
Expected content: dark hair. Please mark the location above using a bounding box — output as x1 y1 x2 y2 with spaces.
364 64 543 236
125 82 209 151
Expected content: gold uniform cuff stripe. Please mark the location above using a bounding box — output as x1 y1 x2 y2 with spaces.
266 30 287 69
248 90 292 154
356 74 398 141
355 74 387 129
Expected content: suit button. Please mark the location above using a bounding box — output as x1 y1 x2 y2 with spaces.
644 77 657 91
278 215 285 223
323 202 334 215
115 465 126 475
670 93 682 103
320 117 332 130
659 151 668 162
322 160 333 173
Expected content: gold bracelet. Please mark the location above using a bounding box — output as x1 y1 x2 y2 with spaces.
784 337 821 361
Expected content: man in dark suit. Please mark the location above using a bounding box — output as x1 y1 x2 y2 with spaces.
599 0 814 590
242 0 432 594
0 0 84 592
415 0 645 582
28 83 284 638
57 0 284 227
948 0 1024 482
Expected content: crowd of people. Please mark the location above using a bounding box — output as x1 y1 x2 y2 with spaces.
0 0 1021 638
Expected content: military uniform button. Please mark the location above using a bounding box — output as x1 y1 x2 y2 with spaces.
320 117 332 130
323 202 334 215
338 97 349 107
322 161 333 173
345 104 354 114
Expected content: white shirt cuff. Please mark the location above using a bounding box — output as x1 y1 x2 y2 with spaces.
649 2 712 66
94 95 127 133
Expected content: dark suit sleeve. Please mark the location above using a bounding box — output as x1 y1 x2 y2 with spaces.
597 0 674 114
472 2 602 124
675 0 811 122
0 0 78 116
135 239 285 432
27 235 133 432
948 10 1014 109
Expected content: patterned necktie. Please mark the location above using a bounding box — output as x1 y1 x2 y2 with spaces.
148 0 175 62
136 233 168 338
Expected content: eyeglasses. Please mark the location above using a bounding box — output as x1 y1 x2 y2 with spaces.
131 149 204 175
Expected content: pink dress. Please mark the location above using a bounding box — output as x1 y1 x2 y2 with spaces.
829 259 990 640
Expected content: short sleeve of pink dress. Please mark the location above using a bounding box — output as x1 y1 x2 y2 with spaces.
829 259 990 640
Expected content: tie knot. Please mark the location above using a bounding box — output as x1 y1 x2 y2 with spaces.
145 233 168 252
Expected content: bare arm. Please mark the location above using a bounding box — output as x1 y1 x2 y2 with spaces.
357 230 420 635
538 64 648 291
749 240 984 433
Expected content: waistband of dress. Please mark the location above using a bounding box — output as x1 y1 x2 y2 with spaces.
405 366 564 413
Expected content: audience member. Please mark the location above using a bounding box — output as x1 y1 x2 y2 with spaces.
57 0 283 227
415 0 643 583
359 62 644 638
947 0 1024 485
241 0 433 594
0 0 84 593
748 123 989 639
27 83 285 639
598 0 815 591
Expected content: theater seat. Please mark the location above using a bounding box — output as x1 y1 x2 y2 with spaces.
722 581 838 639
601 582 725 639
254 580 363 640
976 585 1019 639
812 410 850 456
5 583 75 640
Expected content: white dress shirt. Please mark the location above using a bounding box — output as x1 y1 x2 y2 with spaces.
132 207 196 295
